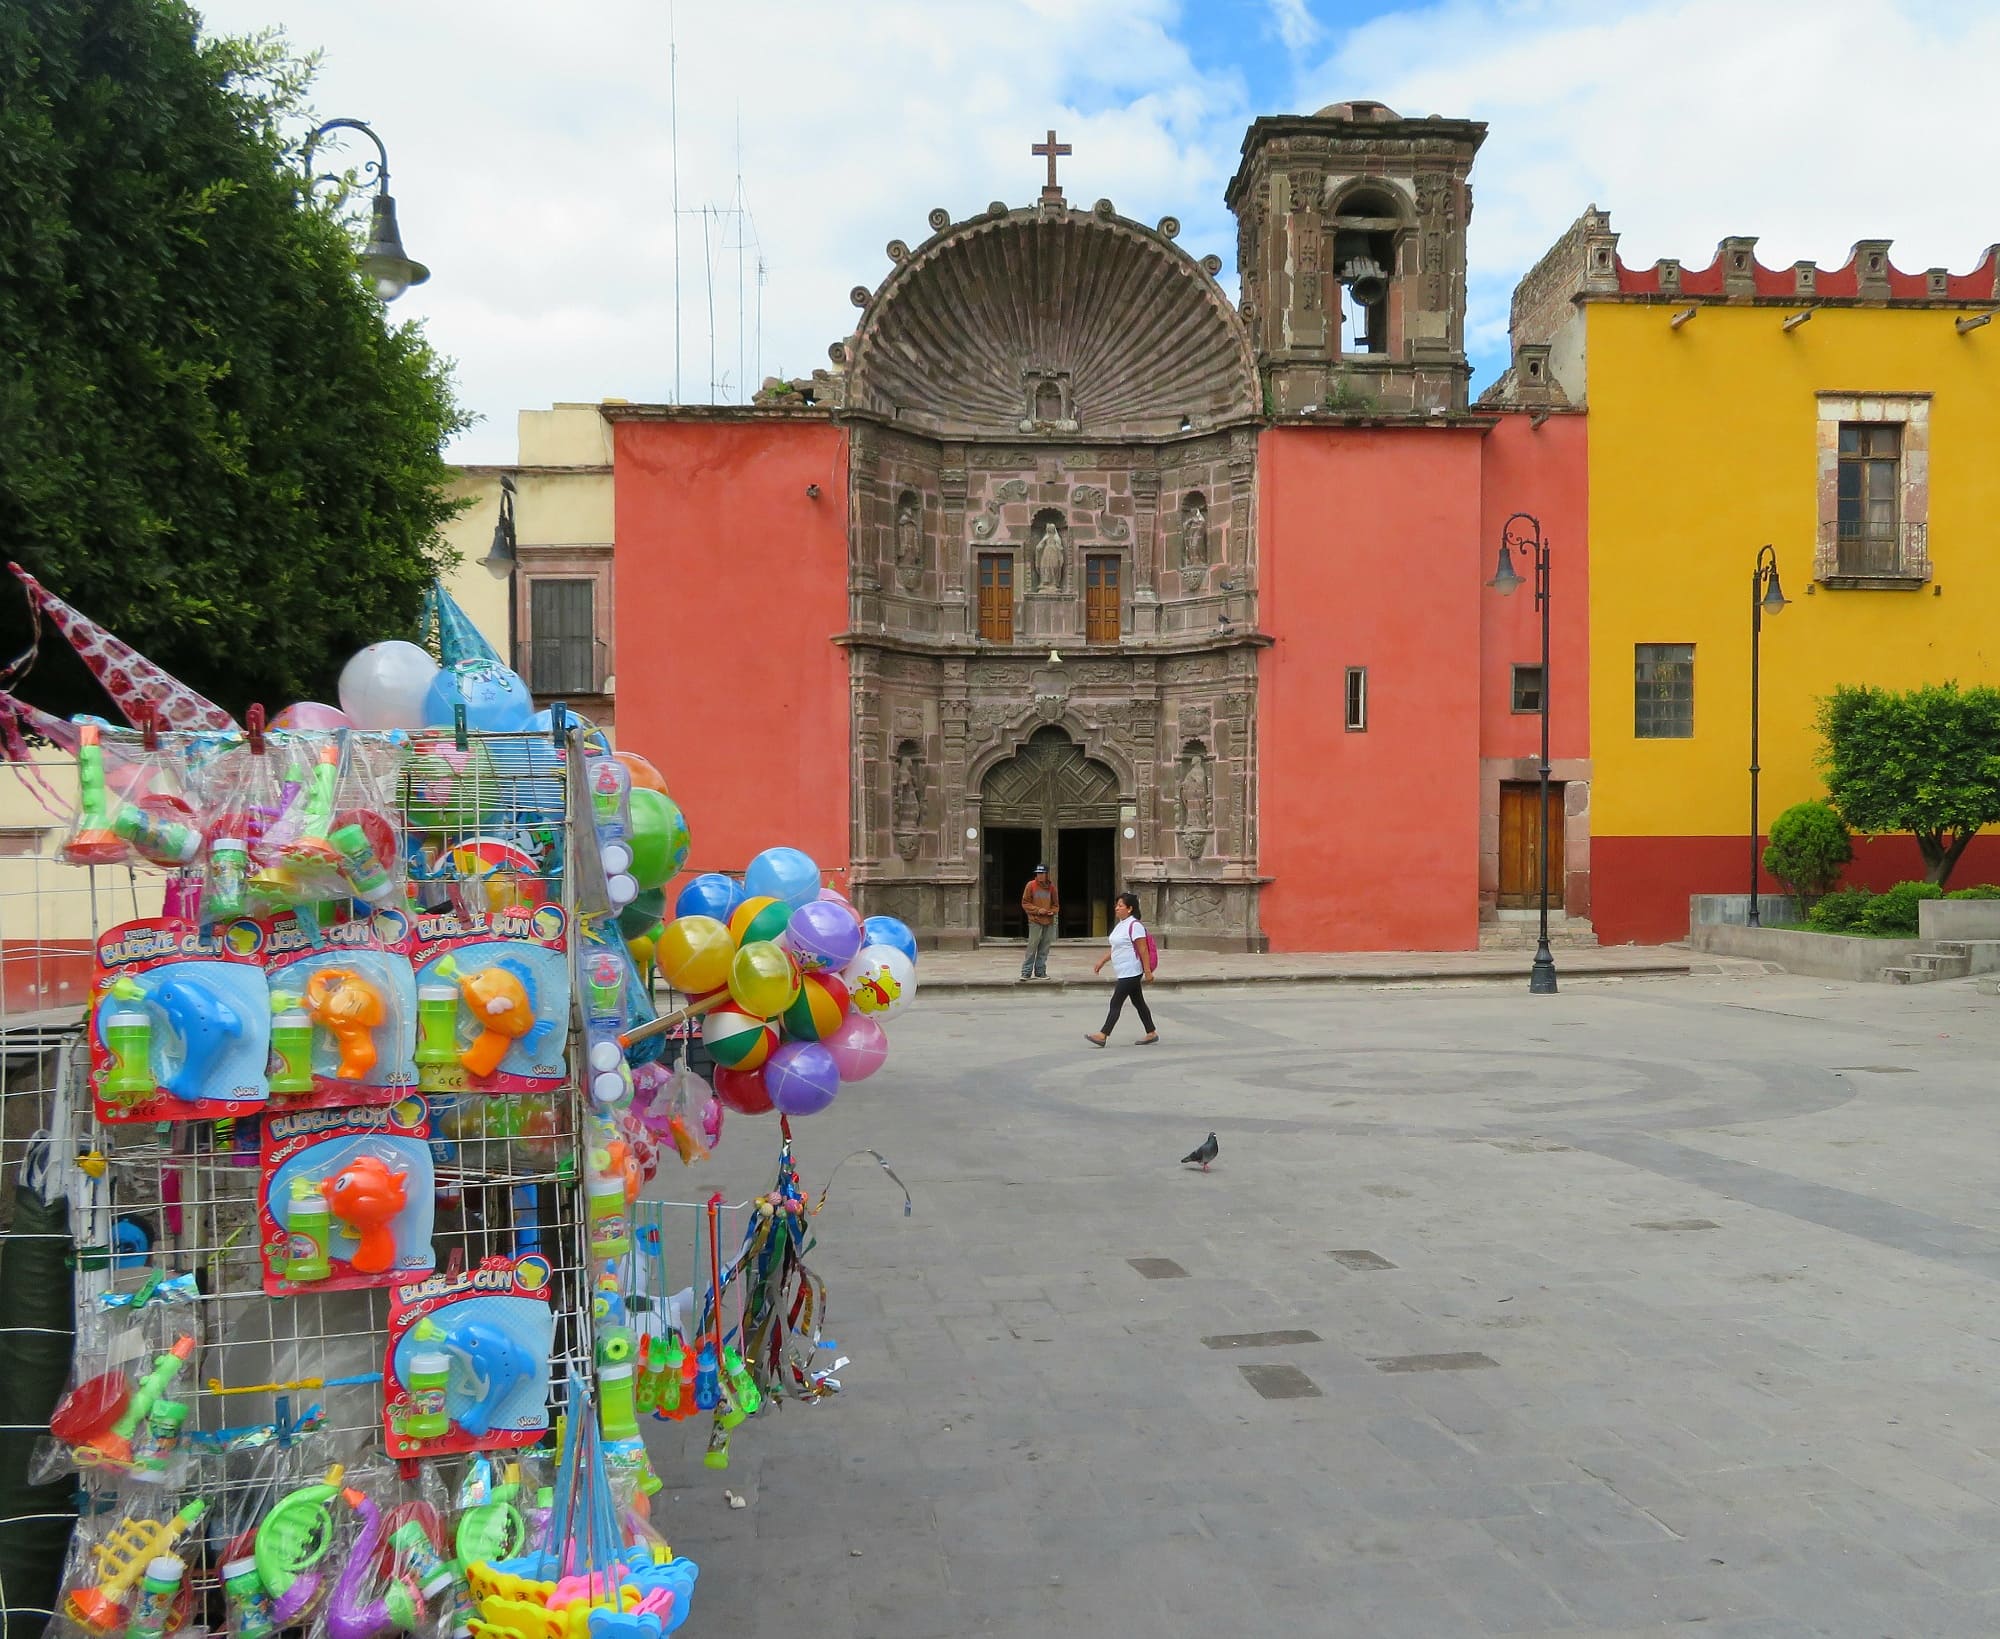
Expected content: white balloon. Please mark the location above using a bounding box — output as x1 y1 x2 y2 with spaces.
338 641 440 731
840 942 917 1020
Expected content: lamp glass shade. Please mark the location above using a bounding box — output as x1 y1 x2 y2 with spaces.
359 193 429 303
1486 545 1525 595
1760 569 1788 615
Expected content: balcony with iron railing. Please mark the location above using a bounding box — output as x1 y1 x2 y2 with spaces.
1816 519 1930 588
517 636 612 697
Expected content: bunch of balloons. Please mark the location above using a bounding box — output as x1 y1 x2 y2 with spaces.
648 846 917 1120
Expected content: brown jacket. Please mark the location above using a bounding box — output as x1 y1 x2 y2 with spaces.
1022 877 1059 925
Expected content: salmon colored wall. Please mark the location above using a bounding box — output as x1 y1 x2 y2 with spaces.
1258 425 1486 951
612 420 851 900
1478 412 1589 761
1596 834 2000 945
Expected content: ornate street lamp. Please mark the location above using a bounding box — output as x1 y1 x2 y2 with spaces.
306 118 429 302
1747 545 1788 926
1487 512 1557 995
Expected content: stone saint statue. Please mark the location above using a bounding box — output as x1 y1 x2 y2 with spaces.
1178 755 1212 832
893 753 922 830
1034 522 1065 592
1180 502 1207 571
895 501 921 589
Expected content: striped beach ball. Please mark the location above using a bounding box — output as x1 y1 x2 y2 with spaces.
729 894 791 948
781 973 849 1042
703 1003 776 1071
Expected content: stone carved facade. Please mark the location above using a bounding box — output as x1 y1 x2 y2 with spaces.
835 182 1281 947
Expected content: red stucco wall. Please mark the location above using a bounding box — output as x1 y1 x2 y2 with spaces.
1595 834 2000 944
1478 413 1588 762
1257 425 1487 951
611 419 851 900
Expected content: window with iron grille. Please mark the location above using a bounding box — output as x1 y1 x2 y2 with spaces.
527 578 597 693
977 553 1013 642
1634 643 1694 739
1084 554 1120 643
1511 665 1544 715
1344 666 1367 732
1836 423 1902 575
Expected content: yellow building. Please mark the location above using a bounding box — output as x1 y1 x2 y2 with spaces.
1497 212 2000 940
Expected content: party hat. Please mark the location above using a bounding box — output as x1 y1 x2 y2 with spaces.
421 580 504 668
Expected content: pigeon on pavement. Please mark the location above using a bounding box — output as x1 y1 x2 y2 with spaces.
1181 1132 1219 1171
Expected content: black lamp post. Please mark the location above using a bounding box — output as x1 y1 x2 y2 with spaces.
1487 512 1558 994
306 118 429 302
1747 545 1788 926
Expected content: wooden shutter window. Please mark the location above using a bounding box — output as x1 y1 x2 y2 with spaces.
528 578 597 693
977 553 1014 642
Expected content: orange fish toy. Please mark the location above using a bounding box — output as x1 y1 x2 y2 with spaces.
448 959 551 1079
326 1154 408 1274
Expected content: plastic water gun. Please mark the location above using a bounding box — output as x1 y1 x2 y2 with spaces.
66 1498 207 1632
437 956 551 1078
635 1335 669 1415
305 967 387 1080
62 723 126 865
413 1314 536 1438
107 973 244 1104
256 1466 346 1626
83 1336 195 1466
280 742 344 865
327 1154 408 1273
721 1345 761 1423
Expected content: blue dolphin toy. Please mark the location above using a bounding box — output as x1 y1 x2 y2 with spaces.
114 973 244 1102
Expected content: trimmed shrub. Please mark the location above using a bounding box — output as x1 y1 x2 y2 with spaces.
1807 888 1874 932
1945 884 2000 900
1761 801 1852 909
1859 880 1944 936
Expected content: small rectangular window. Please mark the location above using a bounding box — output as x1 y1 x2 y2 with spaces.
1634 643 1694 739
1344 667 1367 732
527 578 597 693
1084 554 1120 643
977 552 1014 643
1510 665 1544 715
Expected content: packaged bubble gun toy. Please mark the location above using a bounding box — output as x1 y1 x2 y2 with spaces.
384 1257 553 1457
327 1154 410 1275
105 974 244 1104
91 918 271 1120
260 1104 435 1294
413 918 569 1094
305 967 388 1080
65 1498 207 1632
443 957 550 1079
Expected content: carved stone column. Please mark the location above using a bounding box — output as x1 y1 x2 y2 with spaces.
1132 466 1161 638
939 464 969 636
940 659 969 865
1228 430 1256 624
851 648 882 871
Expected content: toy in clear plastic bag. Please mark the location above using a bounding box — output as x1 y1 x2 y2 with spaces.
59 722 193 869
318 1462 460 1639
56 1489 209 1636
36 1292 203 1488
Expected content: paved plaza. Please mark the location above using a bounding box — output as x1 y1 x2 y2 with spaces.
642 970 2000 1637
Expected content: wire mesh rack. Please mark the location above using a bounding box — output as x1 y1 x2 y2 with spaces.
0 723 613 1635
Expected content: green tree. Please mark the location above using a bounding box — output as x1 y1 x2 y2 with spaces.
1818 682 2000 887
0 0 466 719
1762 799 1852 910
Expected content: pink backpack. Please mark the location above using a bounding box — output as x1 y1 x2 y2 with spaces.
1136 923 1159 976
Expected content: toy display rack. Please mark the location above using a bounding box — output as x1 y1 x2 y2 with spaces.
0 729 604 1628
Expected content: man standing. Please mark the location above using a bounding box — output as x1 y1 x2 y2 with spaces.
1020 864 1058 980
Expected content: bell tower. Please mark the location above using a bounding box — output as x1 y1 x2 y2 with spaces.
1225 100 1486 415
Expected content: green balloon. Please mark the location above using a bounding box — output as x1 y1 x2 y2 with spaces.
627 788 690 890
618 887 667 938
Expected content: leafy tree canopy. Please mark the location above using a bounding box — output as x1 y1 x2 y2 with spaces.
1818 682 2000 886
0 0 467 720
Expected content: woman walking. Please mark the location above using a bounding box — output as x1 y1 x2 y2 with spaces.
1085 891 1158 1047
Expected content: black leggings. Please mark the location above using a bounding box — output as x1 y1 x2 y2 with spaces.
1101 975 1155 1036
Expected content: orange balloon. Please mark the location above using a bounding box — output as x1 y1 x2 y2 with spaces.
616 751 669 795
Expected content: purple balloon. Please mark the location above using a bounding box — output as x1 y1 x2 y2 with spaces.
786 898 865 974
765 1040 841 1117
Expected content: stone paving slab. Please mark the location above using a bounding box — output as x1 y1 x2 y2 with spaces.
640 970 2000 1636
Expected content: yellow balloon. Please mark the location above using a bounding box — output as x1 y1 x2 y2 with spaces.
728 939 802 1018
656 915 734 996
626 933 656 975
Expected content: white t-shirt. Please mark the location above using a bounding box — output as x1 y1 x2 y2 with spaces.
1108 917 1147 979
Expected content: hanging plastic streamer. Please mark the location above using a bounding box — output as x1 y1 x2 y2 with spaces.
9 562 236 732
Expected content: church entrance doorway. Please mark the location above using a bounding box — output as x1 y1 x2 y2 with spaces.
978 727 1124 942
1057 828 1117 938
981 828 1042 939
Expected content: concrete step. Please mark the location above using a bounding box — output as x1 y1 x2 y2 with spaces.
1479 918 1600 951
1884 966 1919 984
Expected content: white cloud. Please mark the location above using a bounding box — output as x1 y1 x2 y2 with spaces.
1269 0 1323 52
192 0 1253 461
1298 0 2000 375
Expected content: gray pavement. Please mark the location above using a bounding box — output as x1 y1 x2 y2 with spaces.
640 969 2000 1637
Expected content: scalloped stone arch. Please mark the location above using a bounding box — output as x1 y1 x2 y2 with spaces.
845 207 1260 438
966 713 1135 796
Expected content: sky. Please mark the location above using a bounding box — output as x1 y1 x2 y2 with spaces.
191 0 2000 463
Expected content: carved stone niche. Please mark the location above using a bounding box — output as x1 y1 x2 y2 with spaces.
1027 507 1068 594
1174 739 1213 862
891 738 924 862
1020 368 1078 433
1178 491 1210 593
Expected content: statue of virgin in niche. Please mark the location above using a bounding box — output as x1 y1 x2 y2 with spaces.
895 499 922 590
1180 501 1208 571
1034 521 1065 592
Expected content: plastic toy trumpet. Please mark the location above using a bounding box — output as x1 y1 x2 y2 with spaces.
326 1154 408 1273
62 723 126 865
438 956 550 1078
256 1464 345 1627
66 1498 207 1632
305 967 387 1080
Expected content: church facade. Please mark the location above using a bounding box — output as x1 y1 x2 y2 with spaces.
606 101 1589 951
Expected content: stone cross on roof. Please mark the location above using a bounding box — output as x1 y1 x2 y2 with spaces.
1033 129 1071 203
